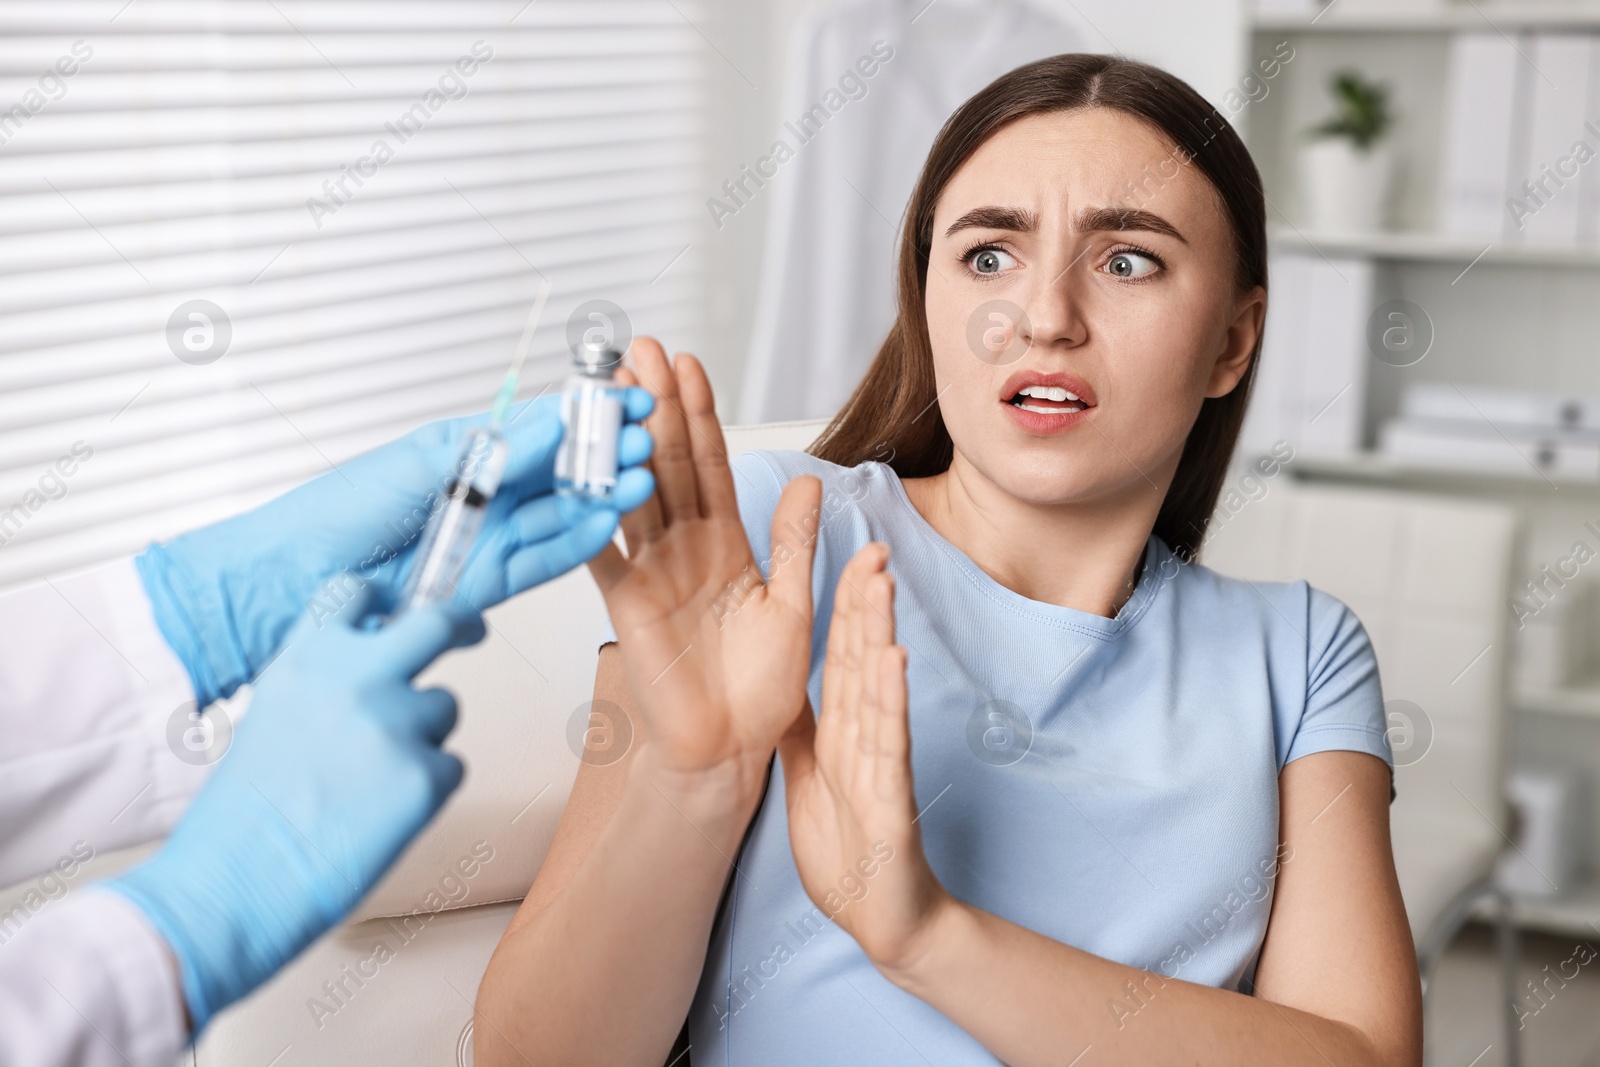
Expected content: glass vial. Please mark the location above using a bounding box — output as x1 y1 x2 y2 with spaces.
554 343 625 501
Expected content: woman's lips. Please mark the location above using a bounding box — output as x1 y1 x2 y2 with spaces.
1002 397 1094 435
998 370 1098 407
998 371 1097 436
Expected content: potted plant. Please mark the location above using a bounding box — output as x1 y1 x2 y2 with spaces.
1301 70 1395 233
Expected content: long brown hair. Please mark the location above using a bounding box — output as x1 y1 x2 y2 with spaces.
808 53 1267 562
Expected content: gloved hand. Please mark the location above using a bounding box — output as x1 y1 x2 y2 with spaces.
105 585 485 1034
137 392 654 707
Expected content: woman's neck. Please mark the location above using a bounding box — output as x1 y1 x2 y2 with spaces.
900 455 1169 619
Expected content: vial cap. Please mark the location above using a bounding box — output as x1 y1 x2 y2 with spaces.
571 342 623 375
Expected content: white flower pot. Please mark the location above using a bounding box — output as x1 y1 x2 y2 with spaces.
1300 138 1394 233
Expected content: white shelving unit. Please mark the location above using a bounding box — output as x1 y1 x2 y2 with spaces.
1470 879 1600 937
1288 448 1600 491
1256 3 1600 32
1270 225 1600 267
1247 1 1600 938
1518 683 1600 720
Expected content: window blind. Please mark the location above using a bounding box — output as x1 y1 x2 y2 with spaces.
0 0 707 591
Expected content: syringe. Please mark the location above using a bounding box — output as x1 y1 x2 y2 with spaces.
396 281 552 612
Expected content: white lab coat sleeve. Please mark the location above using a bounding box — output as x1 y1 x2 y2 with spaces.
0 886 187 1067
0 556 206 888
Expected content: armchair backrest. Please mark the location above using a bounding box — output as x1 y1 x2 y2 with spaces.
1200 478 1518 841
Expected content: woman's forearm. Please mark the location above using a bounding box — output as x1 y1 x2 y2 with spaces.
474 750 767 1067
880 895 1397 1067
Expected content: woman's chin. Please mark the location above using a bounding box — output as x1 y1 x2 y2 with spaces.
980 471 1111 511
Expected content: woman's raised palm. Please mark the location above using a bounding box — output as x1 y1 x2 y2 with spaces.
587 339 820 777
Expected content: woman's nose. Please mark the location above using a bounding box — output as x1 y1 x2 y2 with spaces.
1017 263 1089 352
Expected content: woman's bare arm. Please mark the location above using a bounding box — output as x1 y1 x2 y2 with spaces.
500 646 639 922
473 341 822 1066
473 645 768 1066
879 751 1420 1066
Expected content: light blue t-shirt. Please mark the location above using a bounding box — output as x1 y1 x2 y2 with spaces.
633 450 1391 1066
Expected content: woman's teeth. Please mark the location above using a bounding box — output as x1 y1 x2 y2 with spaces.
1019 384 1080 402
1009 384 1086 414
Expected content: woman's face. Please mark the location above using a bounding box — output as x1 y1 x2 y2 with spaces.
923 107 1264 510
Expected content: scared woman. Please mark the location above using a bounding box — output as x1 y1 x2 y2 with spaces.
475 53 1421 1067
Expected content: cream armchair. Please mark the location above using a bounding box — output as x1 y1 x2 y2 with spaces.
1201 475 1520 1067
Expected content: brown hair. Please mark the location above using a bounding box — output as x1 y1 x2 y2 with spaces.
808 53 1267 562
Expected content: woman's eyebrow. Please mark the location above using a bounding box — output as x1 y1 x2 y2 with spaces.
942 204 1187 243
943 206 1038 237
1074 205 1187 243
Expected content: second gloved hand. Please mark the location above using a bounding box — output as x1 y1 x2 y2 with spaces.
137 391 654 707
105 586 485 1035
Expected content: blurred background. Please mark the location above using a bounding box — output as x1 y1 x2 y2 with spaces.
7 0 1600 1064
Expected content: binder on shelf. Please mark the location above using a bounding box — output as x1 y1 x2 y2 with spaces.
1494 768 1585 899
1438 33 1527 240
1299 256 1372 452
1240 250 1371 459
1514 34 1593 246
1380 417 1600 481
1400 382 1597 431
1581 38 1600 244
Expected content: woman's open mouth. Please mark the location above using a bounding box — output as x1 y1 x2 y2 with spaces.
999 371 1096 435
1008 384 1088 414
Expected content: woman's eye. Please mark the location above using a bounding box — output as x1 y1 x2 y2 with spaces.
967 247 1017 275
1105 250 1159 279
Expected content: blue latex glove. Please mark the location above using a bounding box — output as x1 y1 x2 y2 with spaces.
137 392 654 708
105 585 486 1034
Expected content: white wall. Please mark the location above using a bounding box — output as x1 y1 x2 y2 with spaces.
684 0 1249 417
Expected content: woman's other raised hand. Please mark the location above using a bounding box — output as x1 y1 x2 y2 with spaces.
778 542 951 975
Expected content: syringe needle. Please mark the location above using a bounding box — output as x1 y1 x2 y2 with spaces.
492 278 554 427
399 280 555 615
